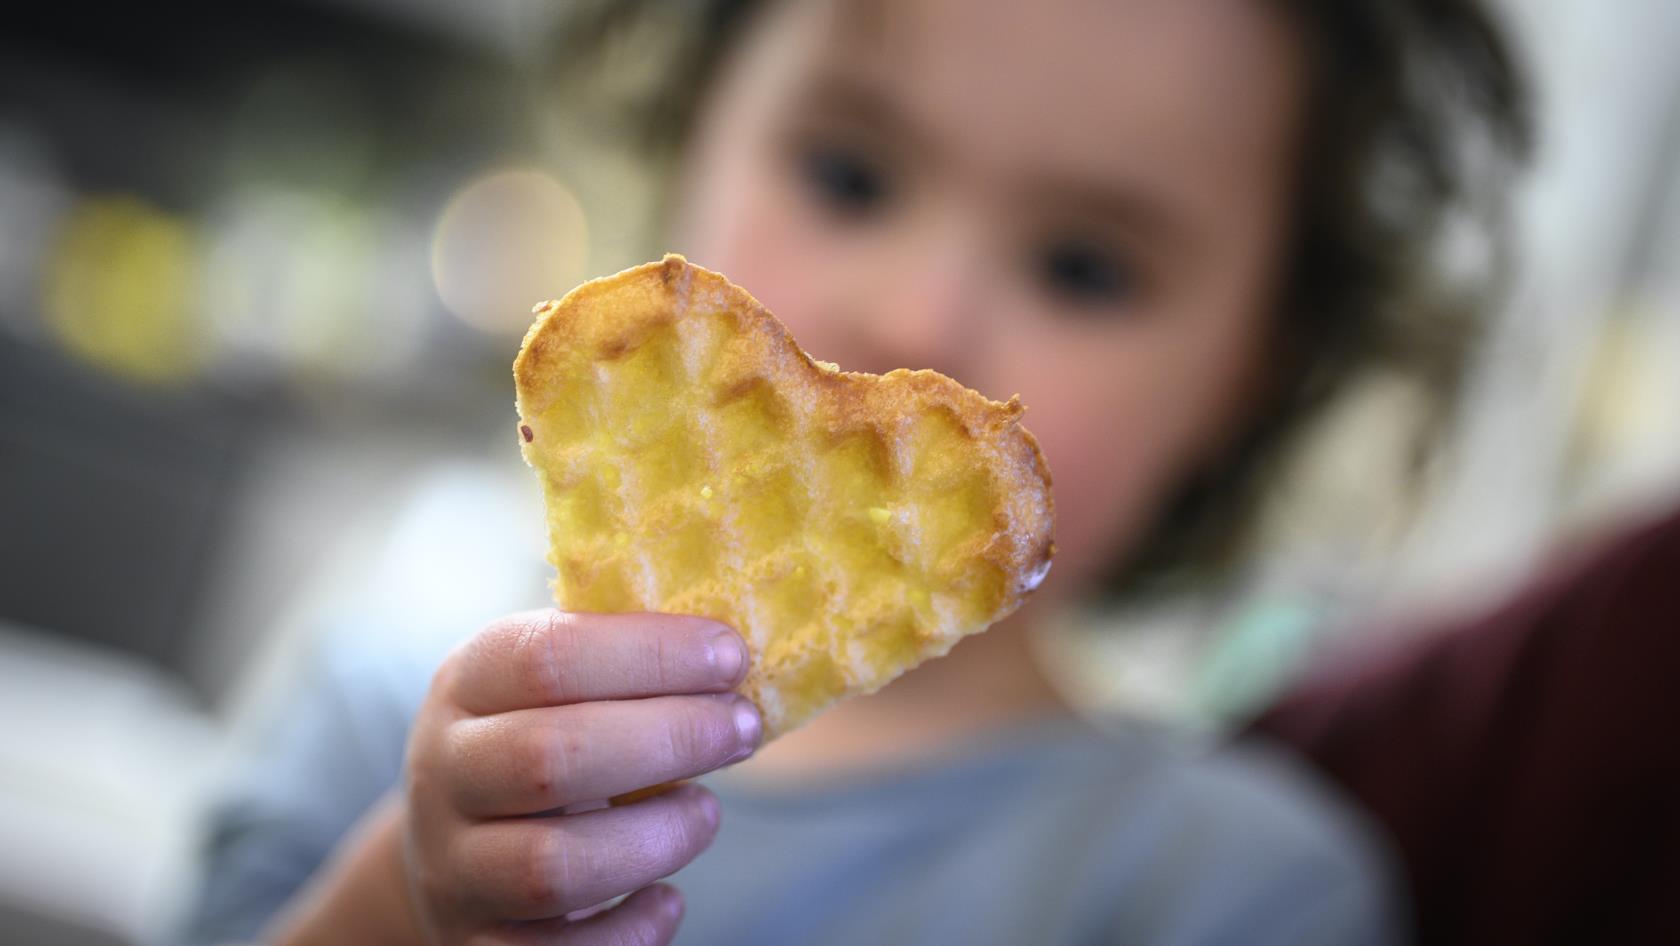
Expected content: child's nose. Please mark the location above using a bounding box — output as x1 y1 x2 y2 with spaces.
848 243 986 383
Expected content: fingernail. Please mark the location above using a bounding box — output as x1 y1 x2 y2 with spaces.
661 886 684 921
697 789 721 828
708 627 747 683
732 697 762 757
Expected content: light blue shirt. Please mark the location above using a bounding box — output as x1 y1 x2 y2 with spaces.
180 633 1404 946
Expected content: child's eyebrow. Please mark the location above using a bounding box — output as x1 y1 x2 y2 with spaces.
791 72 943 161
1026 176 1193 251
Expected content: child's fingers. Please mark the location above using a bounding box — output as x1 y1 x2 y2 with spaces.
550 883 682 946
484 884 684 946
445 610 748 715
444 693 761 817
452 784 720 922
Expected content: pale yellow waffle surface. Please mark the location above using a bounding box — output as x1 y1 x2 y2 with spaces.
514 254 1054 738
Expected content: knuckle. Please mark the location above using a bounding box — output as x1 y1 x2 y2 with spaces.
517 613 573 703
618 808 687 881
648 633 674 691
418 832 469 918
431 644 467 705
661 808 698 861
412 723 463 805
647 801 704 867
435 717 472 769
520 826 568 910
640 621 710 694
513 725 566 803
662 705 727 771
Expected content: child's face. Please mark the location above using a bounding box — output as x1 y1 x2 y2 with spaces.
674 0 1306 597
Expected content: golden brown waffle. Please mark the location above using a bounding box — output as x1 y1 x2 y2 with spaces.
514 255 1054 737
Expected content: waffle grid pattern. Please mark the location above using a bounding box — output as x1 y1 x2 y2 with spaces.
517 256 1053 736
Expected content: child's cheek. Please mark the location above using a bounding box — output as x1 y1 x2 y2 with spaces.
681 175 836 352
1014 333 1245 599
1018 390 1160 596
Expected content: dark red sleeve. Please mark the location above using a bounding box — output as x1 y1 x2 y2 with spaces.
1247 504 1680 946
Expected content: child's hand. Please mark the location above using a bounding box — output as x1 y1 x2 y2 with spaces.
403 610 760 945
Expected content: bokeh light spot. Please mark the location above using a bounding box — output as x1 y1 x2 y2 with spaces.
431 168 588 335
42 195 201 383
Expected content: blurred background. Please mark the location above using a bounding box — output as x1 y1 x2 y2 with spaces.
1 1 1676 944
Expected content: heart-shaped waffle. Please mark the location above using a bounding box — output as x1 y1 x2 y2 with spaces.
515 254 1054 737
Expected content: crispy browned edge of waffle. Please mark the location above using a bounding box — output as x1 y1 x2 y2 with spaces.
513 252 1055 615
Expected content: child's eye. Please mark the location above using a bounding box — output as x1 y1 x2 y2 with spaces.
1036 238 1137 309
798 144 891 216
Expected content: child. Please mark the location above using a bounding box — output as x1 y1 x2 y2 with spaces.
183 1 1526 943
